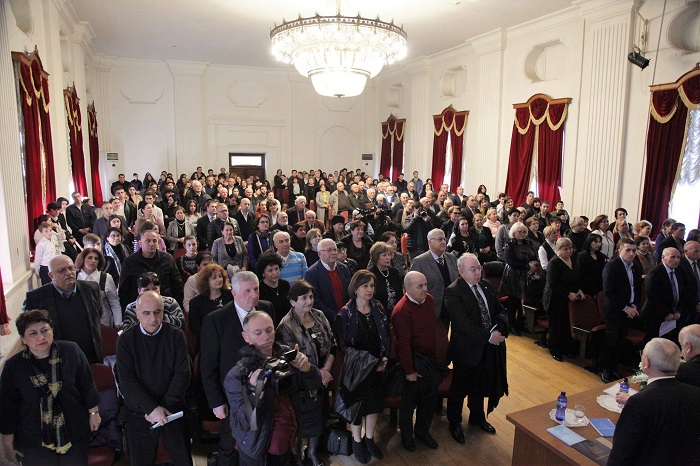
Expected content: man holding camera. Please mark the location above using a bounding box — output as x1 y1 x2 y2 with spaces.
225 310 321 466
405 197 437 260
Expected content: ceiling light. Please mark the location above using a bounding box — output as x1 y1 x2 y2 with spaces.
270 5 407 98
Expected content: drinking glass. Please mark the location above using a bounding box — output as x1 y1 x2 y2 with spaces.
574 405 586 424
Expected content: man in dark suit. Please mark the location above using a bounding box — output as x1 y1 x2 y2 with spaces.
303 210 325 234
92 201 117 239
655 222 686 263
608 338 700 465
460 195 478 228
677 324 700 387
303 238 351 323
66 191 96 246
443 254 507 442
642 248 689 341
23 255 103 363
409 228 459 319
199 272 274 466
679 241 700 316
232 197 255 241
286 196 308 225
207 203 241 249
196 199 218 250
599 238 643 383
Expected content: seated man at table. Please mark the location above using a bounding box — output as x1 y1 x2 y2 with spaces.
677 324 700 387
608 338 700 466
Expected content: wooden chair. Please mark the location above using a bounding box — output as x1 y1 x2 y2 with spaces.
100 325 119 358
88 363 120 466
569 295 606 359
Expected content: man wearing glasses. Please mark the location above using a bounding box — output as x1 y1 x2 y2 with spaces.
23 255 103 363
409 228 458 319
303 238 351 323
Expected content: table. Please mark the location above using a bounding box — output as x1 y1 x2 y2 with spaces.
506 382 630 465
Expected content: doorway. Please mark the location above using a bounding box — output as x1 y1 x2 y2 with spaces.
229 153 266 181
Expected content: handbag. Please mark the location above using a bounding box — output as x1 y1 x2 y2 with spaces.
332 390 362 424
324 426 352 456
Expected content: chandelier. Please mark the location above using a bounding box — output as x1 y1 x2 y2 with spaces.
270 7 407 98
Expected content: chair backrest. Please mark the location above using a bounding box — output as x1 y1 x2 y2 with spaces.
183 312 197 356
91 363 117 391
434 319 449 366
309 199 316 212
281 189 290 205
100 325 119 357
569 295 600 332
172 248 187 260
401 233 408 254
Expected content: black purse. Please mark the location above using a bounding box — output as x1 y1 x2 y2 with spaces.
324 426 352 456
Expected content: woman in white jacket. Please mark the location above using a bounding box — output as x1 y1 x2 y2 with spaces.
75 248 122 327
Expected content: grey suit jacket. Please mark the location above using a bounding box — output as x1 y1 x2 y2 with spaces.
409 250 459 318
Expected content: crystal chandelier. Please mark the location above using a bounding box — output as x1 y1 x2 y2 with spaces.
270 5 407 98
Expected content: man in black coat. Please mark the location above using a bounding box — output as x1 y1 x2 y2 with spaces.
196 199 218 250
199 272 274 466
23 255 103 363
232 197 255 241
679 241 700 318
678 324 700 387
443 254 507 442
608 338 700 465
599 238 643 383
655 222 686 263
118 230 184 310
642 248 690 341
66 191 96 246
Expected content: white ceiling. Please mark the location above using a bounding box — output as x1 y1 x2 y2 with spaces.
70 0 574 69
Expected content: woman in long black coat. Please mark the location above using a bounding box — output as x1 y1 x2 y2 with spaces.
543 238 585 362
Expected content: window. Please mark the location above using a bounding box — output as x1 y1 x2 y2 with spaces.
668 109 700 228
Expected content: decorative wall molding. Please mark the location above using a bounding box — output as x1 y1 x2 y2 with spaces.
523 40 565 82
119 76 164 104
439 66 468 98
228 81 267 107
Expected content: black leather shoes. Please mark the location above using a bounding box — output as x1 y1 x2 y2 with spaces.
599 369 616 384
401 434 416 452
470 420 496 434
449 423 465 444
551 353 563 362
415 433 439 449
510 326 522 336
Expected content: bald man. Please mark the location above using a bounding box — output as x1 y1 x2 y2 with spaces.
677 324 700 387
642 247 691 341
392 271 445 451
117 291 192 465
679 241 700 311
608 338 700 465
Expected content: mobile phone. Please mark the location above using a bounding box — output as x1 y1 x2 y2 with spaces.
283 349 298 362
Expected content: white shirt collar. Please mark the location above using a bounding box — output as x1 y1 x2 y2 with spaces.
406 293 425 305
234 302 254 325
647 376 675 385
139 323 163 336
321 260 336 271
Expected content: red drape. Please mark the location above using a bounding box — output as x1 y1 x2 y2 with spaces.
504 108 536 207
431 107 468 190
13 51 57 250
87 103 103 206
65 87 88 196
640 70 700 231
0 266 9 335
380 120 392 177
505 95 570 206
391 120 405 179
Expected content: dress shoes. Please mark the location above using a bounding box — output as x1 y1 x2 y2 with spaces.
510 326 522 337
470 420 497 434
415 433 439 449
551 353 563 362
449 423 466 444
401 434 416 452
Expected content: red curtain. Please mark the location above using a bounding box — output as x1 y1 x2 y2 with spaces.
504 108 536 207
640 70 700 232
380 115 406 180
13 51 57 250
0 266 9 335
65 87 88 196
87 103 103 206
505 95 570 206
391 120 405 179
380 120 392 177
431 107 469 191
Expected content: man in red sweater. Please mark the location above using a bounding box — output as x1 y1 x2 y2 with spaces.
392 271 442 452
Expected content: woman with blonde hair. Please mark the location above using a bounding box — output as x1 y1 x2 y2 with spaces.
188 264 232 353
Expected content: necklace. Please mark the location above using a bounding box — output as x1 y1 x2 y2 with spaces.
378 267 389 278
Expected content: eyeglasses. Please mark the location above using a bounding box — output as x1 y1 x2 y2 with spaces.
319 248 338 253
466 266 483 273
429 237 447 242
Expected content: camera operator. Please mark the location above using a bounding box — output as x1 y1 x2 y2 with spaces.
405 197 437 260
225 311 321 466
373 205 402 241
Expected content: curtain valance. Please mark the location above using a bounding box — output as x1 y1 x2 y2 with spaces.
513 95 570 134
433 107 468 137
649 70 700 123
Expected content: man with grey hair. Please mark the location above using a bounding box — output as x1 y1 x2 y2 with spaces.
304 238 351 323
200 271 274 465
409 228 458 318
273 231 307 285
185 179 211 212
565 216 589 254
677 324 700 387
286 195 308 225
608 338 700 465
642 247 689 341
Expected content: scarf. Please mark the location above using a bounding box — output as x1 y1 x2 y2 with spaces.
24 342 72 453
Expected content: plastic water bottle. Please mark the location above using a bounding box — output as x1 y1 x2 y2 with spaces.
555 391 567 422
619 378 629 394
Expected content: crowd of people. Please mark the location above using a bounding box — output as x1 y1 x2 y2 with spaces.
1 165 699 465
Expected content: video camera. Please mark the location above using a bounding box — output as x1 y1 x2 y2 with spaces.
245 349 298 396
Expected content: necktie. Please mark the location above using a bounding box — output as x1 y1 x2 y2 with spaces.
693 262 700 300
670 270 679 308
437 256 445 267
472 284 492 329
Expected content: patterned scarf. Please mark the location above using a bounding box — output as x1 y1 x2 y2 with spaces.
24 342 72 454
